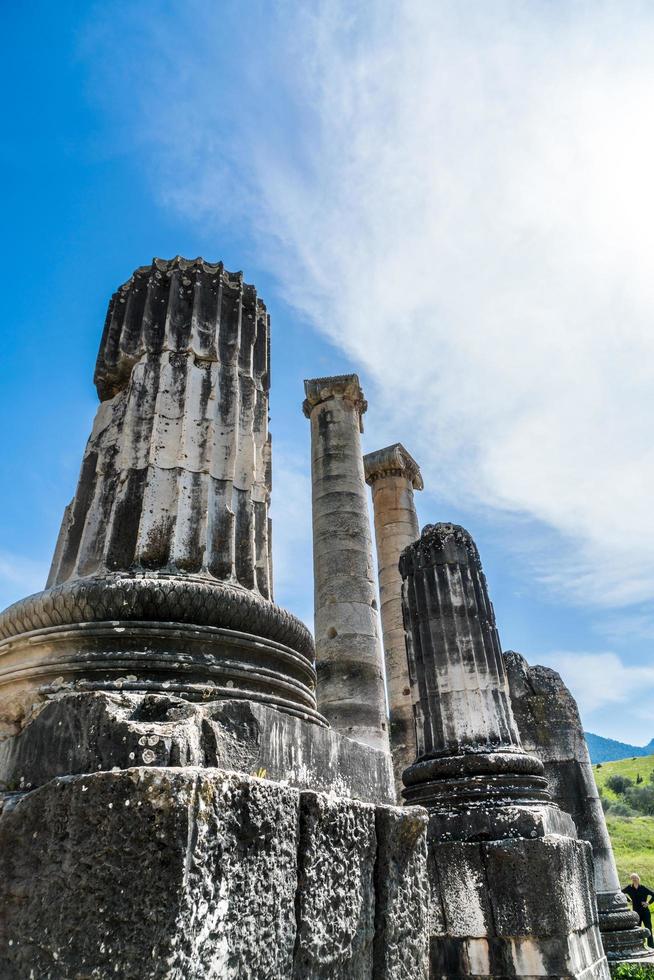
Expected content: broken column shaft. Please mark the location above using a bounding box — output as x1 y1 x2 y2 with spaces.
303 375 390 754
364 443 422 795
399 522 547 817
505 651 652 963
399 523 610 980
0 257 321 732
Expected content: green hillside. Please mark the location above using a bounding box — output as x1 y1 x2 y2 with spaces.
593 753 654 885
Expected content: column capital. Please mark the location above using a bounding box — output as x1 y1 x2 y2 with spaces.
302 374 367 430
363 443 423 490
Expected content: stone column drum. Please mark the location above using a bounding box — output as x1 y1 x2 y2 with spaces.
505 651 652 963
0 257 322 733
400 524 610 979
399 523 548 820
303 375 390 755
364 443 422 794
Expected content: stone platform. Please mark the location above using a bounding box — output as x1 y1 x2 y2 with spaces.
0 766 428 979
0 691 395 805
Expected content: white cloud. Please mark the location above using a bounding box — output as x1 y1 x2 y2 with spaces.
536 650 654 743
85 0 654 608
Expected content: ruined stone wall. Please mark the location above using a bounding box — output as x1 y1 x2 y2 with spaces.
0 767 429 979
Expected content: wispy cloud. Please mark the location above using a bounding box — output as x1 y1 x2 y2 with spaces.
83 0 654 608
536 650 654 743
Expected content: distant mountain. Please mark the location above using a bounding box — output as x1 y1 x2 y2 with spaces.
585 732 654 765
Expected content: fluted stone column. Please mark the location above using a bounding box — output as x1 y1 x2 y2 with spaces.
400 524 611 979
505 651 652 963
0 257 322 733
399 523 548 821
303 375 390 754
364 443 422 794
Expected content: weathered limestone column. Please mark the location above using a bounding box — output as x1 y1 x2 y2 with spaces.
0 257 322 731
505 651 652 963
400 523 546 816
400 524 610 979
364 443 422 794
303 375 390 754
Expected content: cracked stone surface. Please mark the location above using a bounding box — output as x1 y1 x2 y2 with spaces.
0 767 428 979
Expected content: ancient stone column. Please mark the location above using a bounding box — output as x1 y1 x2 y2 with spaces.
364 443 422 794
0 257 322 732
400 524 611 979
399 523 547 816
505 651 652 963
303 375 390 754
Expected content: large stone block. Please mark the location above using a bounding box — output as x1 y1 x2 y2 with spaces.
0 692 395 805
0 768 300 979
0 766 428 979
428 835 610 980
293 791 377 979
373 806 429 979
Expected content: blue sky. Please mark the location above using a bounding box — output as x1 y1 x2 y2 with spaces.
2 1 654 743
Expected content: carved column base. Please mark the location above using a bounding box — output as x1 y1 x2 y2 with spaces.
596 891 654 961
0 574 321 736
403 750 581 843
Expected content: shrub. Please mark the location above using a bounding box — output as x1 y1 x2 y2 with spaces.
606 774 634 795
606 800 637 817
626 785 654 816
637 773 644 784
611 963 654 978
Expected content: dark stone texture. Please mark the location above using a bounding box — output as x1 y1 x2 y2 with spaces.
0 692 395 805
0 768 428 979
293 791 376 978
399 523 523 763
504 650 652 963
373 806 430 979
0 573 313 655
0 768 300 979
400 524 548 819
0 615 322 738
399 526 610 977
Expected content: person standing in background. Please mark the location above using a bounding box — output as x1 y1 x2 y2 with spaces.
623 873 654 948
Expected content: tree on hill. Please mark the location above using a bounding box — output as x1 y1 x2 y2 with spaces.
626 785 654 816
606 774 633 795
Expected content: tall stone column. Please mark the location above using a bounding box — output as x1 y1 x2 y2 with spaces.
400 524 611 979
303 375 390 754
505 651 652 963
364 443 422 794
0 257 322 732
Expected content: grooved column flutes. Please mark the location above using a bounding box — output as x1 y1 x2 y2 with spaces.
0 257 321 733
303 375 390 754
364 444 422 794
47 256 273 595
399 523 549 815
